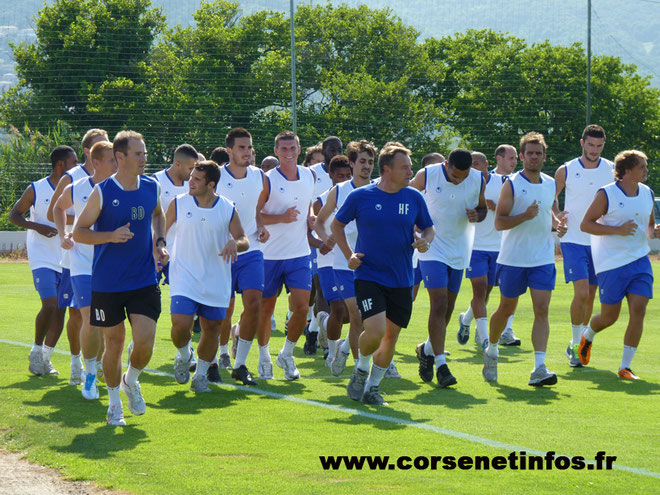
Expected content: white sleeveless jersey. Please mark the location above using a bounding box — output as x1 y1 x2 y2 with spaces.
497 172 556 267
473 172 507 252
169 193 235 308
153 169 187 248
68 177 95 276
217 165 264 254
418 164 482 270
311 162 332 197
261 166 315 260
561 157 614 246
591 182 653 274
27 177 62 272
316 188 335 269
333 180 364 271
58 164 91 269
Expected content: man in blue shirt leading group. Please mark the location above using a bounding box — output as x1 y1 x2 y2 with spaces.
332 144 435 405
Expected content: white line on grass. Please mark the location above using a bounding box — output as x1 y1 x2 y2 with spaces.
2 338 658 479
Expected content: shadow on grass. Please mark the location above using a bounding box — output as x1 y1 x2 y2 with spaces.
561 367 660 395
490 382 562 405
52 424 148 459
151 387 241 415
409 387 488 409
324 398 427 431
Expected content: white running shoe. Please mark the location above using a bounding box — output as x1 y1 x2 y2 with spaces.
482 349 498 382
385 361 402 379
276 351 300 380
28 348 44 376
43 360 59 375
330 344 349 377
258 360 274 380
81 372 99 400
316 311 329 349
173 353 192 384
106 404 126 426
190 374 211 393
120 374 146 415
69 356 83 385
218 353 232 370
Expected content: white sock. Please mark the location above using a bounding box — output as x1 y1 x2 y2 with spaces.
328 339 338 357
259 344 270 363
365 363 387 391
125 365 142 386
286 310 292 322
187 338 193 348
84 358 97 375
71 353 81 362
219 344 229 356
506 314 515 330
340 338 351 355
270 314 276 326
308 314 319 333
281 339 296 357
571 324 583 346
177 344 191 362
194 358 211 378
583 325 596 342
462 306 474 325
486 342 498 359
434 353 447 369
353 358 359 367
107 385 121 407
357 351 372 372
620 345 637 370
234 338 252 368
476 318 488 344
31 343 43 354
306 306 314 321
423 338 433 356
42 345 54 362
534 351 545 369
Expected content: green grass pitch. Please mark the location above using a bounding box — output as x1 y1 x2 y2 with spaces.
0 261 658 494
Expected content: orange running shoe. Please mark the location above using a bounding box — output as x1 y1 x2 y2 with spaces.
578 335 592 366
618 368 640 380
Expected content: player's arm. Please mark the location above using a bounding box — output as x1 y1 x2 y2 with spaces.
9 184 58 238
262 207 299 225
466 177 488 222
647 210 660 239
553 165 567 217
220 210 249 263
73 188 133 244
152 197 168 265
165 197 177 237
255 175 270 242
46 174 75 224
313 186 337 242
494 179 538 231
409 168 426 191
580 189 636 236
53 184 74 250
331 217 362 269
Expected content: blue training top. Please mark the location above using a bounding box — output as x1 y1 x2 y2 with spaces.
335 183 433 288
92 175 159 292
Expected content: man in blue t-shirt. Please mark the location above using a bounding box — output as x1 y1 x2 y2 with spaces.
332 145 434 405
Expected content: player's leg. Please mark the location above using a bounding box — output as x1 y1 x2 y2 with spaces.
617 293 649 379
217 297 235 369
231 288 260 385
527 288 557 386
65 306 83 383
171 303 196 385
191 307 225 393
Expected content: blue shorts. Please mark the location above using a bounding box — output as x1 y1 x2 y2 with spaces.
561 243 597 285
467 250 499 286
32 268 61 300
263 255 312 298
497 264 556 298
419 260 463 293
413 264 423 286
597 257 653 305
318 267 342 302
232 250 265 296
335 269 356 300
170 295 227 321
58 268 74 308
310 247 318 276
71 274 92 309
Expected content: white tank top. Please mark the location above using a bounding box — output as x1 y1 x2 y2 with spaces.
473 172 507 252
591 182 653 274
311 162 332 197
333 180 363 271
169 193 235 307
561 157 614 246
153 169 188 248
497 171 556 267
27 177 62 272
316 188 335 269
418 164 482 270
217 165 264 254
69 177 96 276
261 166 315 260
59 165 92 269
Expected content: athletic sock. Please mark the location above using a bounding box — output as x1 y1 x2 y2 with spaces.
219 344 229 355
486 342 498 359
583 325 596 342
462 306 474 325
42 345 54 362
475 318 488 344
571 324 583 346
364 363 387 391
620 345 637 370
434 353 447 369
177 344 191 362
506 314 515 330
31 343 43 354
357 351 372 373
308 314 319 333
259 344 271 363
423 338 433 357
340 338 351 355
234 338 252 368
107 385 121 407
281 338 296 357
84 357 97 375
353 358 359 367
194 358 211 378
534 351 545 370
306 306 314 322
71 352 81 362
328 339 338 357
125 365 142 386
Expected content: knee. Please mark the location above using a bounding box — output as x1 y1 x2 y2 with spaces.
533 303 550 318
574 286 589 303
242 296 260 315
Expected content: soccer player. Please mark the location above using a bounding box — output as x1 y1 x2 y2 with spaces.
9 146 77 376
303 144 324 167
53 141 117 399
215 128 269 385
458 147 521 348
167 161 249 392
210 147 230 165
483 132 566 386
554 125 614 367
578 150 657 380
411 148 486 387
257 130 316 380
332 145 434 405
260 156 279 172
73 130 168 426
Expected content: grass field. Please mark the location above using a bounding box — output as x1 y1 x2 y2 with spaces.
0 261 658 494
